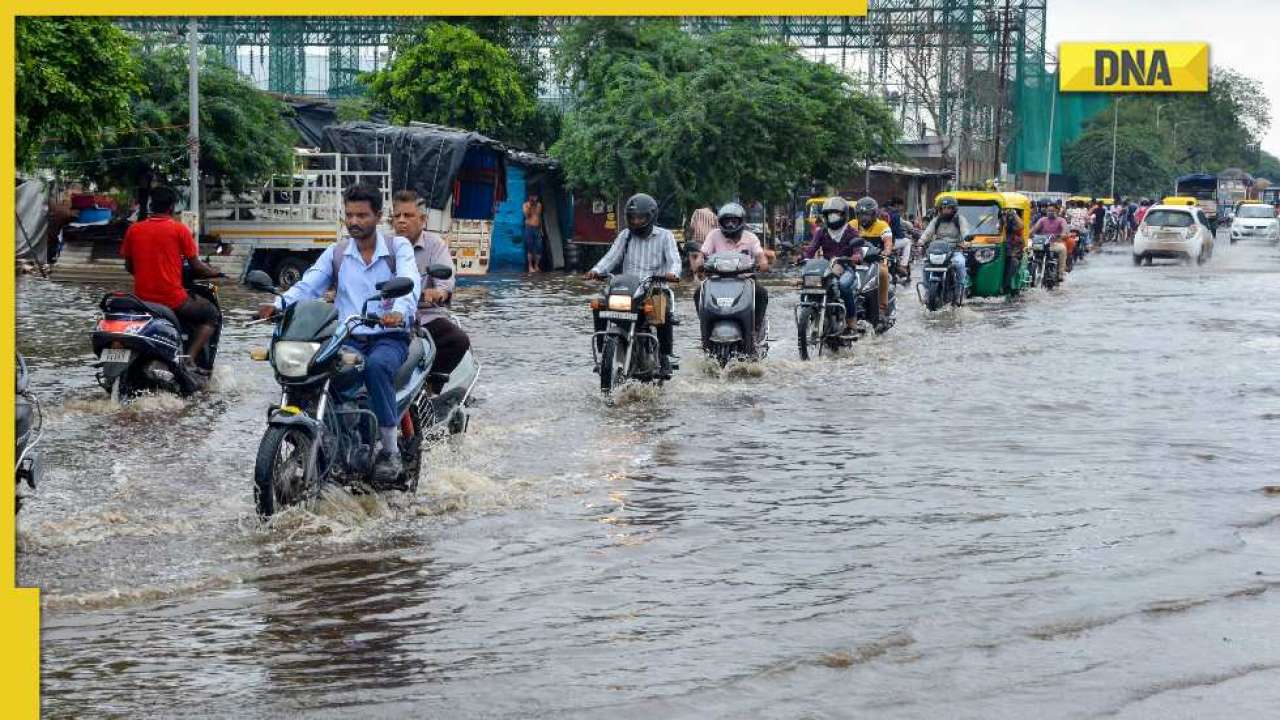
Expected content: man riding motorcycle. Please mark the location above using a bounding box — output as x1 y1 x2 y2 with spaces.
917 196 971 292
1030 203 1070 284
584 193 682 378
257 183 421 482
852 197 894 332
691 202 770 333
802 197 891 334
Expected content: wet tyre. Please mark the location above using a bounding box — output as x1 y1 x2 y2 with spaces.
599 336 622 393
274 256 310 290
925 281 943 312
399 404 424 493
253 425 317 518
796 306 816 361
713 344 735 369
1132 254 1143 266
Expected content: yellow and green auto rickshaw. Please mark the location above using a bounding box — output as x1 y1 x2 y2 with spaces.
1162 196 1198 207
937 191 1028 299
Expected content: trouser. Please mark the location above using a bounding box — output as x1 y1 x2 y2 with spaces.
877 260 890 317
423 317 470 375
343 333 408 428
951 251 968 288
175 294 220 329
1051 242 1068 281
1003 249 1021 291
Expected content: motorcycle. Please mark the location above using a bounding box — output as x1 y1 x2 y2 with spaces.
918 240 965 312
696 251 769 367
1028 234 1061 290
590 273 673 392
91 280 223 399
795 253 882 359
245 266 462 518
15 354 43 514
887 236 915 287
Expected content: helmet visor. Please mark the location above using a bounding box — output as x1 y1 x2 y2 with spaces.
824 211 845 228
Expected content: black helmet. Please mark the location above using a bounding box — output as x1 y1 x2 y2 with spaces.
624 193 658 238
820 196 849 232
854 196 878 225
717 202 746 239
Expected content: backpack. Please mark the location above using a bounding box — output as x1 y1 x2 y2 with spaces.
329 233 400 290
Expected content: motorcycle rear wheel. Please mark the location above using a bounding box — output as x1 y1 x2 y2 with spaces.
253 425 317 518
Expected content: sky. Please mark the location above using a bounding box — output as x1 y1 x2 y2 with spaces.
1046 0 1280 156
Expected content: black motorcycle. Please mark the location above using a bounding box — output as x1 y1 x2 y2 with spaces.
918 240 965 312
887 239 914 287
795 255 885 359
15 354 42 514
1028 234 1060 290
245 267 454 518
91 281 223 399
696 252 769 367
590 274 672 392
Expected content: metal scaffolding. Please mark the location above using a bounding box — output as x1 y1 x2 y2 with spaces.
117 4 1045 183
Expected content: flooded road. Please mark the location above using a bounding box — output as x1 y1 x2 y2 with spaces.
18 237 1280 718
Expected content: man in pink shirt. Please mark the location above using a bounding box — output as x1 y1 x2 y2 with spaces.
690 202 770 329
1030 204 1070 282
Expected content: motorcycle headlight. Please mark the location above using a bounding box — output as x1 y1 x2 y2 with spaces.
803 275 823 288
607 294 633 312
928 253 948 265
273 341 320 378
974 247 997 264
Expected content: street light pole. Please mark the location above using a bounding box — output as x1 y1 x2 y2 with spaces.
1109 97 1123 200
1155 103 1164 133
187 17 200 226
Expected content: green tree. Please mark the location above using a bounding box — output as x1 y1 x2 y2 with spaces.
362 23 534 141
1062 127 1172 197
16 18 141 171
552 20 899 213
81 47 298 196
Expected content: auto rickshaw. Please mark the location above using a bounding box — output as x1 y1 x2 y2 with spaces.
1162 196 1198 207
933 191 1029 299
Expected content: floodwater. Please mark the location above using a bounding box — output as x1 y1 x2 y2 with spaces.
17 236 1280 718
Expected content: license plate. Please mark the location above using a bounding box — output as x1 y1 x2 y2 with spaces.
460 248 477 257
100 348 132 364
597 310 637 321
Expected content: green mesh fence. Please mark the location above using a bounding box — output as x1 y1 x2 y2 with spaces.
1008 66 1109 176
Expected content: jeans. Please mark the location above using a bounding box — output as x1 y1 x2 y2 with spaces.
950 251 968 288
343 333 409 429
837 268 859 317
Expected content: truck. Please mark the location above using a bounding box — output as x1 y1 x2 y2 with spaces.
203 149 494 287
1175 173 1220 229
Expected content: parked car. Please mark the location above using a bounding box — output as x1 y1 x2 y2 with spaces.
1132 205 1215 265
1229 203 1279 244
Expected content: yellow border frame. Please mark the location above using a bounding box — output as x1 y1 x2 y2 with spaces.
3 7 871 717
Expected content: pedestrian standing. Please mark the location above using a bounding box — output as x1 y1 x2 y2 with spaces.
523 192 544 273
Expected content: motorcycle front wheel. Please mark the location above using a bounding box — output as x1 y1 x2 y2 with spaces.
796 306 817 361
599 336 624 393
253 425 318 518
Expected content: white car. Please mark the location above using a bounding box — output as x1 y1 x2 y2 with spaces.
1132 205 1215 265
1230 203 1280 243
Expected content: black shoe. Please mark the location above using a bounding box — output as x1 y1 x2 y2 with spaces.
372 450 403 488
874 317 894 334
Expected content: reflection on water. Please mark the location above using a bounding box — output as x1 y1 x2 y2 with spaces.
21 240 1280 717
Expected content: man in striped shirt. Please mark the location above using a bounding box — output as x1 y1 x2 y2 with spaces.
585 193 682 377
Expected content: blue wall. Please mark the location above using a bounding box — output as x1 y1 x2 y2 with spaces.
490 163 528 273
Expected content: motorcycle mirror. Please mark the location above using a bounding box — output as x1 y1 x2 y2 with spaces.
245 270 277 293
376 276 415 299
427 264 454 281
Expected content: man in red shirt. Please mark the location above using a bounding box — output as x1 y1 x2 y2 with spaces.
120 187 223 371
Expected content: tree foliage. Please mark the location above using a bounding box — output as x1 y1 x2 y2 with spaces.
1066 67 1274 191
1062 127 1173 197
551 19 900 212
16 18 141 171
362 23 534 141
80 47 298 195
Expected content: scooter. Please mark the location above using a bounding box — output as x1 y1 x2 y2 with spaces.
91 280 223 399
244 266 460 518
696 252 769 368
15 353 42 514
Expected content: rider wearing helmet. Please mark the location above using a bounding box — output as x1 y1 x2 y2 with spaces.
918 196 972 292
692 202 770 331
803 197 864 334
586 193 682 377
853 197 894 332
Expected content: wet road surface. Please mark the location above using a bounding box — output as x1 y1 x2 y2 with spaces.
17 236 1280 718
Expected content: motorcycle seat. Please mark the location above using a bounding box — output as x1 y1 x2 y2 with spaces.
394 336 426 389
102 294 182 330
